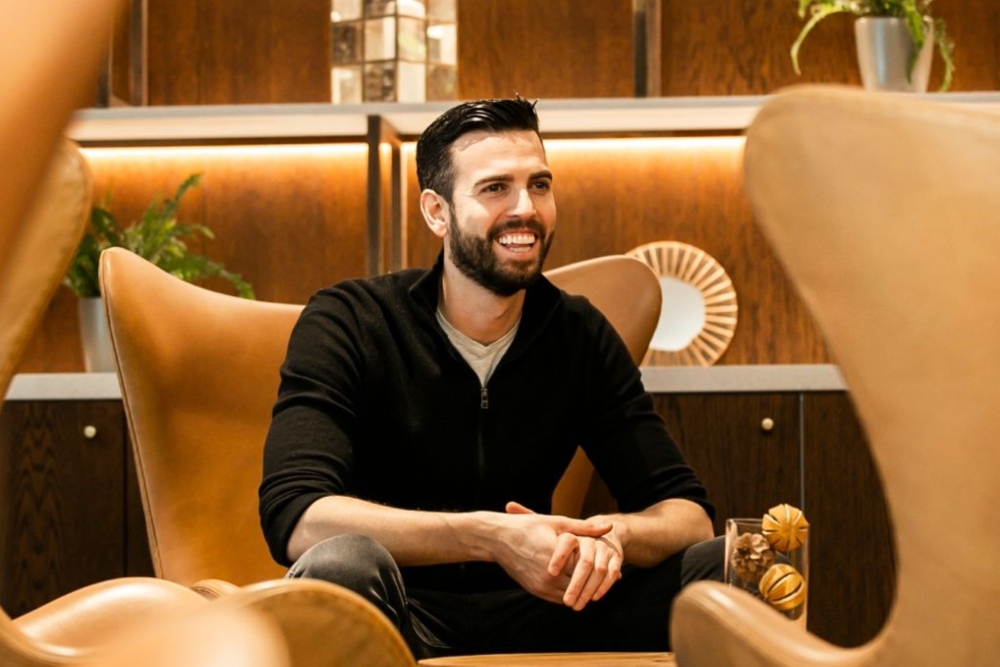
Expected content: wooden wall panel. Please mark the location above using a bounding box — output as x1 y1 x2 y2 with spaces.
404 139 832 365
456 0 634 100
660 0 998 95
146 0 330 105
137 0 997 105
16 144 369 373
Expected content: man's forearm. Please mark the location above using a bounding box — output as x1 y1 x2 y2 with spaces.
286 495 496 564
595 498 714 568
286 494 614 568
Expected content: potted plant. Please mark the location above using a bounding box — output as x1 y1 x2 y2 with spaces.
65 173 255 371
791 0 955 92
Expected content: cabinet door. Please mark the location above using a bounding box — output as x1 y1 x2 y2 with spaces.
0 400 128 617
803 392 895 648
652 393 802 536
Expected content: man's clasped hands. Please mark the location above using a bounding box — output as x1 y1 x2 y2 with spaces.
495 500 625 612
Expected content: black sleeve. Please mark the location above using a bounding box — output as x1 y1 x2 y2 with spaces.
577 305 714 521
257 289 364 565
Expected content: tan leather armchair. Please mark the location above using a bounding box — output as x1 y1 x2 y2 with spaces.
670 85 1000 665
8 577 417 667
99 248 661 589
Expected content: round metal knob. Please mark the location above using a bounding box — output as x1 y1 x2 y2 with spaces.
761 418 775 432
83 425 98 440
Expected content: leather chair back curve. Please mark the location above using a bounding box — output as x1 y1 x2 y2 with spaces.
0 140 90 395
671 85 1000 666
100 247 298 586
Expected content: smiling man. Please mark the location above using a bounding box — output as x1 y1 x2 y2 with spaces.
258 97 719 660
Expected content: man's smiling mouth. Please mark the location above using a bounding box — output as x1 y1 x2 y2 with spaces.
497 232 537 252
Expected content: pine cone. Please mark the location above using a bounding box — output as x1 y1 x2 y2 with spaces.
729 531 775 582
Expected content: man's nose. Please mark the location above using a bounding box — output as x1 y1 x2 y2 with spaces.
508 187 536 218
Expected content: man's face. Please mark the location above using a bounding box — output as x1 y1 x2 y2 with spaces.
443 130 556 297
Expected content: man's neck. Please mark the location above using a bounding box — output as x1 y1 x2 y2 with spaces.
438 264 525 345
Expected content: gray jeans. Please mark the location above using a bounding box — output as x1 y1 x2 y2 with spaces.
286 533 725 659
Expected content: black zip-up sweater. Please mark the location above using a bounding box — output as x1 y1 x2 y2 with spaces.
259 257 713 594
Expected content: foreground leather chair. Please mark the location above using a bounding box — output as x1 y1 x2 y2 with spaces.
11 577 416 667
0 139 91 400
100 248 661 587
671 85 1000 665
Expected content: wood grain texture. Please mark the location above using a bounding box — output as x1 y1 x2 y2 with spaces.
136 0 998 103
0 401 126 617
802 392 895 648
146 0 330 104
652 393 801 537
456 0 634 100
660 0 998 95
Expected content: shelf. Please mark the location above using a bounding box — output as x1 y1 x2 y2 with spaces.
6 366 847 401
66 92 1000 143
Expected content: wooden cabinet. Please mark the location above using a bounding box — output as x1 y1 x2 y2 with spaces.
651 391 894 649
0 399 152 617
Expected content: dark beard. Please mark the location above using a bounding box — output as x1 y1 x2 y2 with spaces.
447 212 553 297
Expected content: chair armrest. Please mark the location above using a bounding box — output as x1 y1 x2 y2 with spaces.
191 578 242 600
13 577 205 652
217 579 417 667
670 581 874 667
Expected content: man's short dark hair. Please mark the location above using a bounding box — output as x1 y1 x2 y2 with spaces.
416 96 540 203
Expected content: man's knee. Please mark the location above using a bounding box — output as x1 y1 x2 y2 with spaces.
681 535 726 586
286 533 398 589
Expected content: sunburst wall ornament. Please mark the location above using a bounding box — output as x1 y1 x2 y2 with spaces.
627 240 738 366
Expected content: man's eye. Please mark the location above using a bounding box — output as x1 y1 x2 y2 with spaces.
531 181 552 192
482 183 505 193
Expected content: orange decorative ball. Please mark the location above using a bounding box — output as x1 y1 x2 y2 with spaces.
759 563 807 612
761 503 809 552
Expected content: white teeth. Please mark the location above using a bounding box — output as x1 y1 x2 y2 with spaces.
498 233 536 245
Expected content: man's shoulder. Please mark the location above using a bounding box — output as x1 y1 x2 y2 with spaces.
312 267 430 304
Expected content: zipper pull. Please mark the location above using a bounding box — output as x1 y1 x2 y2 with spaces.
480 387 489 409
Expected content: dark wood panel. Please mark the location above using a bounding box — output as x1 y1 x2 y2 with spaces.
652 393 801 536
803 392 895 648
17 145 370 373
661 0 859 96
137 0 997 106
0 401 126 617
146 0 329 105
404 141 831 365
661 0 998 95
456 0 634 100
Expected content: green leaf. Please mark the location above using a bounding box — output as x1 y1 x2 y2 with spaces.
64 173 256 300
791 3 856 76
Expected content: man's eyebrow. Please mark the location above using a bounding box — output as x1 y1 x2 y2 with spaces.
471 169 554 189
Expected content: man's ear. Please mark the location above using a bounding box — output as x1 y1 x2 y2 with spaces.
420 189 449 239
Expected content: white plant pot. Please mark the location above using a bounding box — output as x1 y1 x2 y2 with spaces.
855 17 934 93
77 296 116 372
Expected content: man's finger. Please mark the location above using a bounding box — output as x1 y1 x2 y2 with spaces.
548 533 578 576
505 501 536 515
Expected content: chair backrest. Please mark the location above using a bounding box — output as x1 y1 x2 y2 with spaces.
101 247 298 586
546 255 661 517
0 0 120 270
673 85 1000 666
101 250 659 585
0 141 91 397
